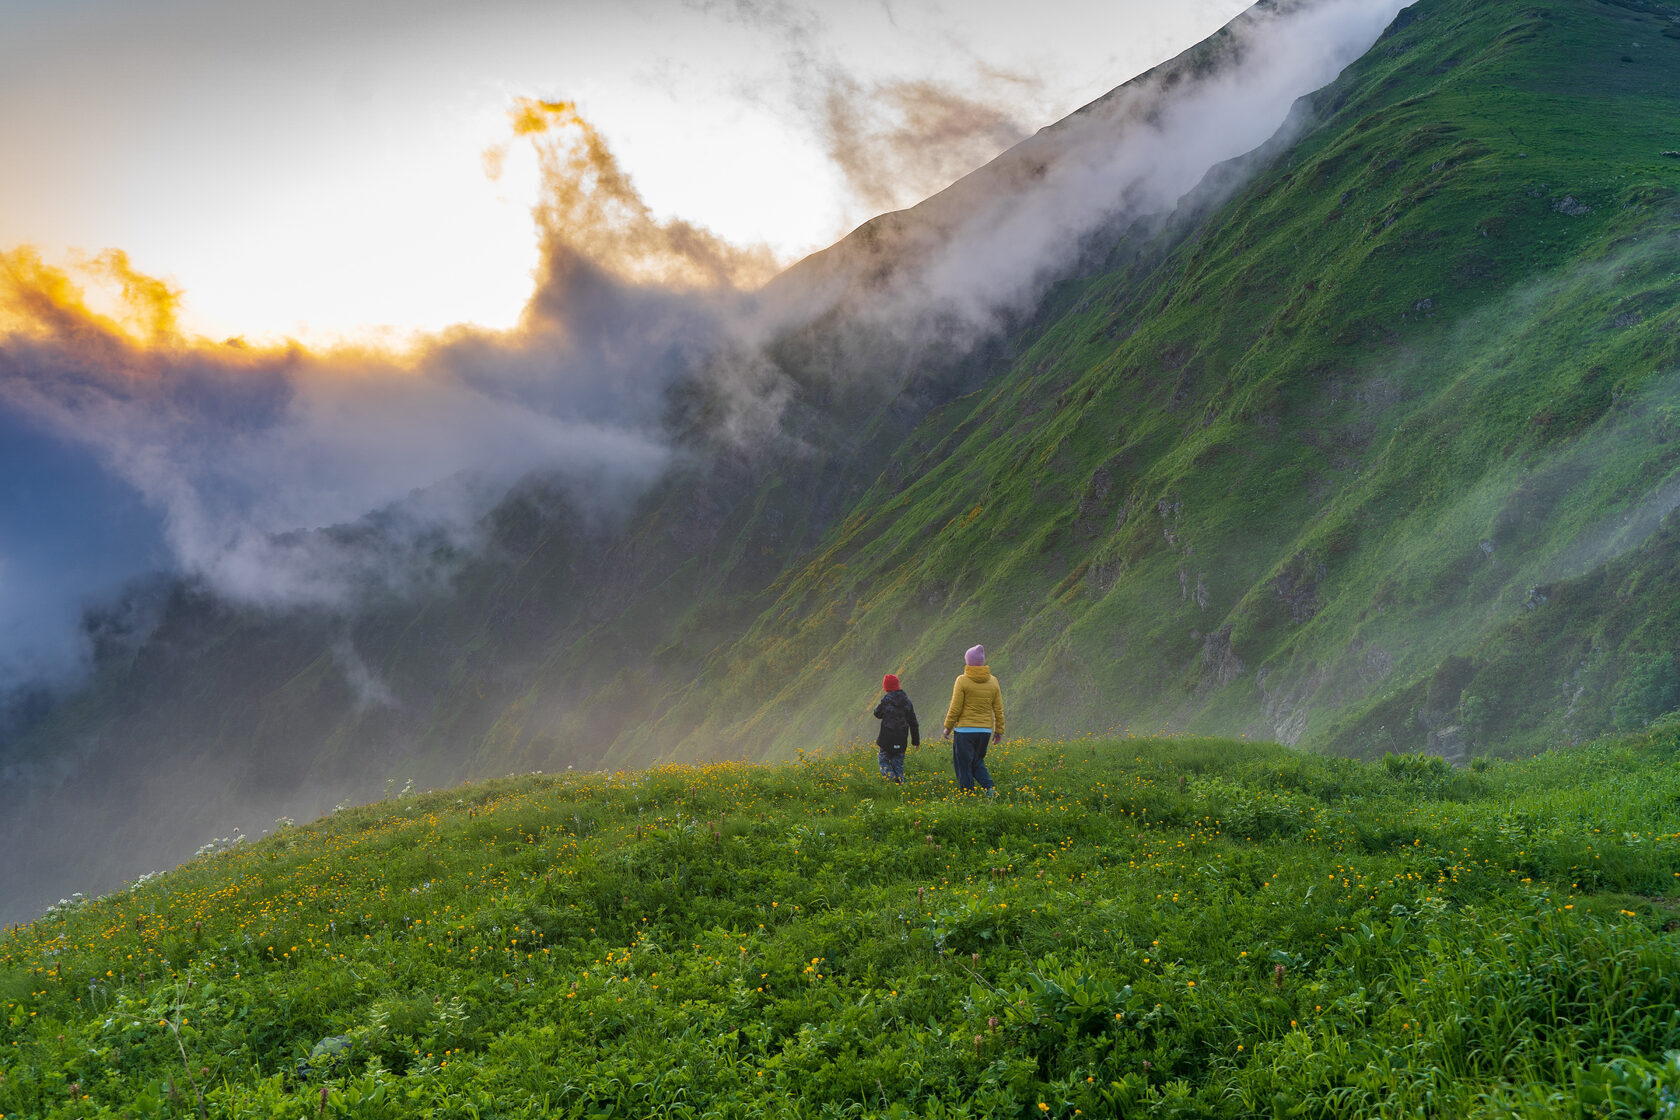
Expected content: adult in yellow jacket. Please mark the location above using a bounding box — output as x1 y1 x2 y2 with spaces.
942 644 1004 793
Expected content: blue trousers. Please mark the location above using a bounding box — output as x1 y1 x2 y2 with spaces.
952 732 993 792
877 748 906 782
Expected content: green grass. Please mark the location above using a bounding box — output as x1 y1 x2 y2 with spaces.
8 727 1680 1117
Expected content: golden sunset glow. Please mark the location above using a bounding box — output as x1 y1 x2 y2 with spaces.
0 0 1253 343
2 93 784 362
509 98 781 292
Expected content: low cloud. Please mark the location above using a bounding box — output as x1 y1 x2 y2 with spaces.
0 96 782 621
0 248 678 613
332 636 397 713
816 0 1412 348
704 0 1412 450
0 0 1409 702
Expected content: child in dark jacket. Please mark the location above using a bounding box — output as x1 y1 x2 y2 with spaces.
873 674 920 783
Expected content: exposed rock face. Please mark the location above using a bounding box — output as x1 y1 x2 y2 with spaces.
1255 663 1329 746
1252 638 1393 748
1158 496 1183 547
1076 456 1133 541
1415 656 1475 763
1427 723 1467 765
1359 643 1394 687
1089 559 1124 596
1079 466 1115 517
1273 553 1327 624
1201 624 1245 689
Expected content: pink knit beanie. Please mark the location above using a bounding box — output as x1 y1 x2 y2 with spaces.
965 644 986 666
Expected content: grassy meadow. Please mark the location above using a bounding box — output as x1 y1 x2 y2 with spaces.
7 729 1680 1117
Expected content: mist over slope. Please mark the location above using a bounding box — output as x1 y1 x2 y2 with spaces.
7 0 1680 924
693 0 1680 761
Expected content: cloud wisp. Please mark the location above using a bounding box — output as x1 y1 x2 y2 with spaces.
685 0 1046 221
818 75 1039 217
776 0 1411 351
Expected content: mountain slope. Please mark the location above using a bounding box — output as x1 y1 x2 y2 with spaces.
650 0 1680 764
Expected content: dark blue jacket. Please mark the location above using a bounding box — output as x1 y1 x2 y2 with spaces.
873 690 920 750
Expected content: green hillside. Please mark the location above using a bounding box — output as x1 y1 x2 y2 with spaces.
8 729 1680 1117
663 0 1680 764
8 0 1680 924
445 0 1680 772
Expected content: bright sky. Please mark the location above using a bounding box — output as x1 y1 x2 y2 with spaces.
0 0 1251 343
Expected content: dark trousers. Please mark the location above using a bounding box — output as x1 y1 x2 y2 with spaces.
877 747 906 782
952 731 993 791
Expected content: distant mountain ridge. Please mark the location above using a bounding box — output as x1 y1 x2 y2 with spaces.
8 0 1680 926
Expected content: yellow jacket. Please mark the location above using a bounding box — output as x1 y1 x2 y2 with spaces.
944 665 1004 736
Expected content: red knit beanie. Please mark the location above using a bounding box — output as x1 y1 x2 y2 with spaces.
883 673 900 692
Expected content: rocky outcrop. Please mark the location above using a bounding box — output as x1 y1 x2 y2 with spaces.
1415 656 1475 763
1272 553 1327 624
1255 662 1329 746
1201 624 1246 690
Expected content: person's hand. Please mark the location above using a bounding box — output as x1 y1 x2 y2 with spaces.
991 732 1002 746
941 727 951 739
